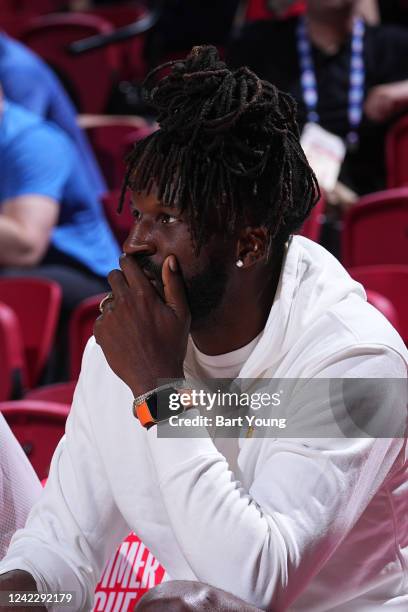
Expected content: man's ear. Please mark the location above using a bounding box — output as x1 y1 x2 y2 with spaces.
235 226 269 268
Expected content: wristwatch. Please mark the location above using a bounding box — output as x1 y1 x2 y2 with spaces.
133 384 195 429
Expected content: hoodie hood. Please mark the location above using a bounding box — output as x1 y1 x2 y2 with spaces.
240 236 366 377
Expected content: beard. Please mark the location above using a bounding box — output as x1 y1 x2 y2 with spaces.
133 253 229 327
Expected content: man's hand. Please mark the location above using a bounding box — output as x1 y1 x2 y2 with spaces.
94 254 191 398
0 570 45 612
135 581 264 611
365 81 408 123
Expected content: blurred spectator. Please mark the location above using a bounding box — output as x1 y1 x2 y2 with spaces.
0 31 106 199
0 93 120 379
227 0 408 199
0 412 42 560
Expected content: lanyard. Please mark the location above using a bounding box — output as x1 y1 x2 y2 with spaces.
296 16 365 150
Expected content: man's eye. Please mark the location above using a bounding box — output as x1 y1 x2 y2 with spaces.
160 214 178 224
132 209 140 219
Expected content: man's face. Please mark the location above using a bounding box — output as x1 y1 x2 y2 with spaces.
123 187 237 328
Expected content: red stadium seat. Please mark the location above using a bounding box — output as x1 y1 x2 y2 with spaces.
85 120 154 189
0 278 62 388
25 381 76 406
348 265 408 343
342 188 408 267
83 2 149 82
0 13 30 38
298 196 325 242
0 0 61 14
20 13 121 113
102 189 133 246
0 400 70 480
245 0 305 21
69 294 105 380
386 114 408 188
84 3 147 28
0 302 26 401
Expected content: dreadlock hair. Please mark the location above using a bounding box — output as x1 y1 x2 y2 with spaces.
120 45 320 259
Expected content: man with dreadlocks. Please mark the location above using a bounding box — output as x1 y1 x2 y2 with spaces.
0 46 407 612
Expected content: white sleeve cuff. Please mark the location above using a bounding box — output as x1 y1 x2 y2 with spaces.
0 544 87 611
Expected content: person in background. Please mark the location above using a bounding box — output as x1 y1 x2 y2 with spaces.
227 0 408 200
0 413 42 561
0 89 120 379
0 31 106 199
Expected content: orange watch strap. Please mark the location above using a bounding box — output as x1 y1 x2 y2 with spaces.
135 401 155 427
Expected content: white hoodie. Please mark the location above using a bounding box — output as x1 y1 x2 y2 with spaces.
0 414 42 560
1 236 407 611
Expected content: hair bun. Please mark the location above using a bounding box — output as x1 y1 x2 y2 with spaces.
143 45 268 142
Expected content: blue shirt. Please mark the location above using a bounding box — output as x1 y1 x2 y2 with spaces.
0 32 106 198
0 101 120 278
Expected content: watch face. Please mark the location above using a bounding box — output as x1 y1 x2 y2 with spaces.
145 392 159 421
146 387 184 422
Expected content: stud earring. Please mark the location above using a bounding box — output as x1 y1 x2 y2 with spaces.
236 259 244 268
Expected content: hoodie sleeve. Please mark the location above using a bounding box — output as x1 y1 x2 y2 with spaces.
0 341 130 611
145 346 407 610
0 414 42 560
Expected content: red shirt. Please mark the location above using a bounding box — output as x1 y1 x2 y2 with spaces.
94 532 166 611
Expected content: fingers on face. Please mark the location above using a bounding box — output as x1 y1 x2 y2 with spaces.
162 255 190 321
108 269 128 297
119 254 159 300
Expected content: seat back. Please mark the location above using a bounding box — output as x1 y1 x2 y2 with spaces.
386 114 408 188
348 265 408 343
0 278 62 388
83 2 149 82
25 381 76 406
0 400 70 480
298 196 325 242
0 0 60 13
342 188 408 267
0 302 26 401
20 13 120 113
86 120 153 189
69 294 105 380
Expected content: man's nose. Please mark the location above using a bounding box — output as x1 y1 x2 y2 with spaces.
122 219 157 256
